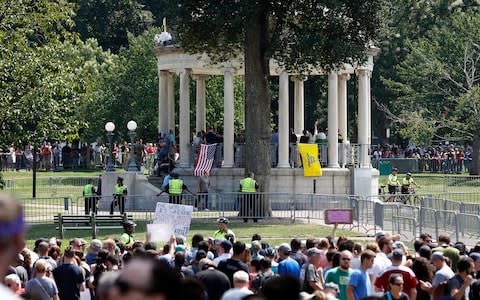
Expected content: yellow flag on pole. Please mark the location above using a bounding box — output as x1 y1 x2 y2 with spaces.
298 143 322 177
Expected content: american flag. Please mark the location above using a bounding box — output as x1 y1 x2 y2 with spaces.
194 144 217 176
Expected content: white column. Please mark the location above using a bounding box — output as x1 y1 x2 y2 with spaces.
338 74 349 142
167 72 176 133
193 75 208 133
158 71 168 134
356 69 370 168
222 68 234 168
327 72 339 168
179 69 191 168
278 71 290 168
367 71 372 146
293 77 305 135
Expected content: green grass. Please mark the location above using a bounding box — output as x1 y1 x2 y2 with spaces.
25 221 365 250
1 169 105 199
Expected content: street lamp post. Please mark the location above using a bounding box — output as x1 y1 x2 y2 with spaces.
126 120 138 172
105 122 115 172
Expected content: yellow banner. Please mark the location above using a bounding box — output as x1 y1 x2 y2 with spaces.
298 143 322 177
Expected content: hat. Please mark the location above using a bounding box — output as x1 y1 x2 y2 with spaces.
406 172 412 176
325 282 340 292
90 239 102 251
261 247 275 257
431 252 445 261
392 168 398 172
175 245 186 252
470 252 480 262
278 243 291 254
307 247 322 256
171 172 179 178
217 217 229 224
220 240 232 252
391 249 404 260
117 177 124 181
375 231 386 240
123 220 137 227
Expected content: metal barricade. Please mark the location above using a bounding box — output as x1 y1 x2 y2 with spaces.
419 207 439 240
456 213 480 240
20 196 73 224
437 192 480 203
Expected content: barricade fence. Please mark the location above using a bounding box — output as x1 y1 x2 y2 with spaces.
16 191 480 245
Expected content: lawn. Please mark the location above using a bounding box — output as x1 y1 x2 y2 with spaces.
2 169 105 199
25 221 366 250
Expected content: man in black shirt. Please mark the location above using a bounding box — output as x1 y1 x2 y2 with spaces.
217 241 249 286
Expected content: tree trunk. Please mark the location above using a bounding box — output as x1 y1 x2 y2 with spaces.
471 133 480 175
244 3 271 195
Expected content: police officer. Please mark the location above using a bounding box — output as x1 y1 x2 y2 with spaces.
120 220 136 249
110 177 128 215
213 217 235 240
83 178 96 215
158 172 194 205
401 172 418 203
239 172 259 223
387 168 400 202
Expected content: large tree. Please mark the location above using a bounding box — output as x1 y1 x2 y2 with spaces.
175 1 384 191
382 11 480 174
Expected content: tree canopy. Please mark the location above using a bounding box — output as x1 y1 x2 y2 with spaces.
175 0 385 191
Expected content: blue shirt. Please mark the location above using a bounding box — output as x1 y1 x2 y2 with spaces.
278 257 300 277
348 269 371 300
162 175 171 189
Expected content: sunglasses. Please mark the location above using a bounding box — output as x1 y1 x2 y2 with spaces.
391 282 404 286
341 258 351 261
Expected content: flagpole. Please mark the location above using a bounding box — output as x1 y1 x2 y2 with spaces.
313 179 316 194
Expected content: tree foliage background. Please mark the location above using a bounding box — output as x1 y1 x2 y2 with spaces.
4 0 480 174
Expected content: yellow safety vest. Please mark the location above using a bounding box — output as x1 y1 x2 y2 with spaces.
387 174 398 186
240 177 256 192
402 177 413 186
83 184 94 197
169 179 183 195
115 184 127 195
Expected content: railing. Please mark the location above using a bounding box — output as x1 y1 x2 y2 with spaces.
2 177 99 199
16 190 480 245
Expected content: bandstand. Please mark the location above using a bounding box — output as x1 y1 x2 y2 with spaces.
151 40 380 197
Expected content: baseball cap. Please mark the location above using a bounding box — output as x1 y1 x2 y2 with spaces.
375 231 386 240
392 168 398 172
90 239 102 251
431 252 445 261
307 247 322 256
470 252 480 262
390 249 404 260
278 243 291 254
406 172 412 176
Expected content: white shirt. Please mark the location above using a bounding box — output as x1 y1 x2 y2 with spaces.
213 253 231 265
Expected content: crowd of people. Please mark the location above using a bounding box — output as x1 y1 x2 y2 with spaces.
372 144 473 174
0 139 158 172
3 191 480 300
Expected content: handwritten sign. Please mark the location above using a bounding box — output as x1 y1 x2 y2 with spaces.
150 202 193 241
147 223 174 242
324 209 353 224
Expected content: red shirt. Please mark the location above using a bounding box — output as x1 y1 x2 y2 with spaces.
374 265 417 294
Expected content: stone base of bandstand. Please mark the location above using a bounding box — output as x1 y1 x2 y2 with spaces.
100 168 379 212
